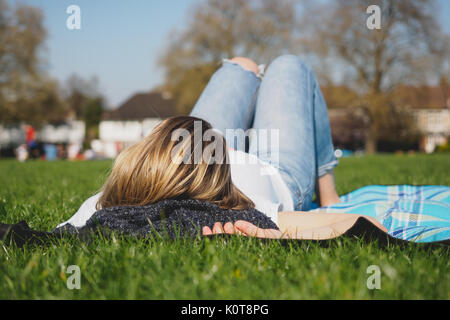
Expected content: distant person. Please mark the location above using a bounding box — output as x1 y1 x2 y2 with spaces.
25 125 35 145
25 125 40 159
83 149 95 160
25 124 36 149
68 143 82 160
44 144 58 161
56 143 67 159
15 144 28 162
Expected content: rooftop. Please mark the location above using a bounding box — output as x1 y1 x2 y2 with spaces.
103 91 178 121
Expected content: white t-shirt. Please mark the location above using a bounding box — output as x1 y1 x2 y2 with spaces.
57 149 293 228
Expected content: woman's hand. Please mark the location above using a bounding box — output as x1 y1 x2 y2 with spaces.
202 221 284 239
202 214 388 240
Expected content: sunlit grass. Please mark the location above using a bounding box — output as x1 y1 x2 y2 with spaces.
0 154 449 299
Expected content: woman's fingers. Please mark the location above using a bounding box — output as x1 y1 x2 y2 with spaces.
263 229 284 239
203 222 239 236
223 222 235 234
234 221 260 237
203 221 282 238
202 226 213 235
234 220 283 239
212 222 225 234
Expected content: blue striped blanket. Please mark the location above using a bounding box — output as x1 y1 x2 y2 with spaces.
311 185 450 243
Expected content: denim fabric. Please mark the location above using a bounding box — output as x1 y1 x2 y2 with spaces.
190 60 260 150
190 55 338 211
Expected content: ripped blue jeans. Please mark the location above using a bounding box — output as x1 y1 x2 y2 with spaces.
190 55 338 211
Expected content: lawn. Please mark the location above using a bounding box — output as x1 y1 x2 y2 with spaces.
0 154 449 299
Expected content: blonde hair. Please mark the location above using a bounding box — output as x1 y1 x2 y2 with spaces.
97 116 254 210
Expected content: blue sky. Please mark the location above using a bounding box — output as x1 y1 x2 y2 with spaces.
10 0 199 108
9 0 450 108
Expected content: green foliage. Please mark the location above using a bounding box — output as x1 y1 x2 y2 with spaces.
83 98 104 129
83 97 104 142
165 63 218 115
0 154 449 299
64 74 104 143
0 79 68 125
0 0 68 125
299 0 446 153
435 143 450 153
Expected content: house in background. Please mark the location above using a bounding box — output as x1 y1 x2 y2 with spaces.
410 86 450 153
327 86 450 153
415 106 450 153
37 121 85 145
95 90 178 158
328 108 368 151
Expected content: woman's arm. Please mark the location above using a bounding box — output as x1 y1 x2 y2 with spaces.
278 211 387 239
203 211 387 240
55 193 102 228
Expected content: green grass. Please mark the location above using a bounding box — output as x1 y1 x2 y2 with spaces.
0 154 449 299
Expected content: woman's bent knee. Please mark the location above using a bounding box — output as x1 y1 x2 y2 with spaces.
229 57 259 75
269 54 310 72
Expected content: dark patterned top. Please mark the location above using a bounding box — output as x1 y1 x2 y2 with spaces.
53 199 278 238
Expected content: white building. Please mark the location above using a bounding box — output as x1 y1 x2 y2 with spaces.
0 121 85 147
415 108 450 153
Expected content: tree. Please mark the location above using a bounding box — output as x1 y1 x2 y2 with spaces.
321 85 360 109
160 0 300 114
63 74 104 145
299 0 445 153
83 97 104 143
1 78 67 124
0 0 67 125
64 73 101 119
431 34 450 107
0 0 46 82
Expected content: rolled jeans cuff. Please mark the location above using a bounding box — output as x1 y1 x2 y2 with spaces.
318 159 339 177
